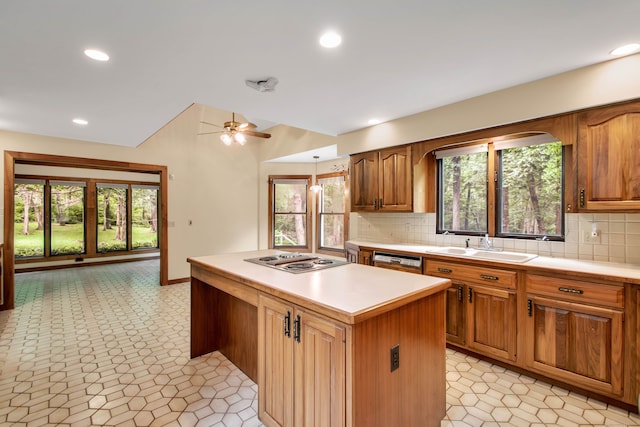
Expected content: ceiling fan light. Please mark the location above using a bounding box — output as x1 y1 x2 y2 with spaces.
234 132 247 145
220 132 233 145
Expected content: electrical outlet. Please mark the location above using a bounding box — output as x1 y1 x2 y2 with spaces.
582 230 601 244
390 344 400 372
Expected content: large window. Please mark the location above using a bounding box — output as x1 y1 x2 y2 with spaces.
316 172 348 253
437 135 564 240
14 179 45 258
14 177 160 260
437 145 488 234
269 176 311 250
132 186 159 249
97 184 128 252
496 138 563 238
50 181 86 255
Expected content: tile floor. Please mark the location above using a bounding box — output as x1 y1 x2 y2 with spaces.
0 260 638 426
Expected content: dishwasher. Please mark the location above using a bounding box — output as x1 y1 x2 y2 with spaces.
372 251 423 274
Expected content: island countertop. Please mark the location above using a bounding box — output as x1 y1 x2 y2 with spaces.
187 249 451 325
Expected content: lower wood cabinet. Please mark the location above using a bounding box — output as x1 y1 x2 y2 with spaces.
258 294 346 427
425 260 517 362
524 274 624 397
345 243 372 265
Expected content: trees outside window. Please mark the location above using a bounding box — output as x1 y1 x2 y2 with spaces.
14 180 45 257
97 184 128 252
14 177 160 261
132 186 159 249
269 176 311 250
498 140 563 237
316 172 348 253
50 182 86 255
437 136 564 240
437 146 488 234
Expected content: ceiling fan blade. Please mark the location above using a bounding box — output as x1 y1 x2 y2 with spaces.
241 130 271 139
197 130 223 135
200 120 223 128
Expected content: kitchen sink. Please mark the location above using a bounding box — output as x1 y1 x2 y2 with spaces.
431 247 537 263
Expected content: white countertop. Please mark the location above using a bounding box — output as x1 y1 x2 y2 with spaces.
348 240 640 284
188 249 450 322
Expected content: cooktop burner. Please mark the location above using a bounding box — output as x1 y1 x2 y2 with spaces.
244 253 349 273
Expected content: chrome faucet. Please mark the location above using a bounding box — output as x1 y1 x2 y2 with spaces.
481 233 493 250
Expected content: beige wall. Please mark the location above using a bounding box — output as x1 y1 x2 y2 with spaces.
2 104 260 281
3 53 640 285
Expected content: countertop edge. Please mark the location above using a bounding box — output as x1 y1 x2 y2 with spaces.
347 241 640 285
188 255 451 325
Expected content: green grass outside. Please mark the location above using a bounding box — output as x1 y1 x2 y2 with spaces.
14 222 158 257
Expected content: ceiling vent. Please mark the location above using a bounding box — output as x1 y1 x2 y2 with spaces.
245 77 279 92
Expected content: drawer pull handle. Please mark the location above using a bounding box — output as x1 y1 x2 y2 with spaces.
283 311 291 337
558 287 584 295
293 315 301 343
480 274 499 281
437 267 452 274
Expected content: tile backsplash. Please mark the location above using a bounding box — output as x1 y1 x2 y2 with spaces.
350 212 640 265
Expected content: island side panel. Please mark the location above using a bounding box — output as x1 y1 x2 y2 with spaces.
190 275 258 382
351 291 446 427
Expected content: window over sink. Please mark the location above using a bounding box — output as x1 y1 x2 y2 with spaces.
436 133 564 240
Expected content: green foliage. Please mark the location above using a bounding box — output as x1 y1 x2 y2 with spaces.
441 152 488 232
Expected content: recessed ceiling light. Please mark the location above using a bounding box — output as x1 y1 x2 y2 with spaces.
610 43 640 56
368 119 381 125
73 118 88 125
319 31 342 48
84 49 110 61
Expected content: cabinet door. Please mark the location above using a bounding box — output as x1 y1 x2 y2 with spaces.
577 101 640 210
258 295 295 427
445 283 465 346
378 146 412 211
466 285 517 361
350 151 379 211
525 295 623 396
294 310 346 427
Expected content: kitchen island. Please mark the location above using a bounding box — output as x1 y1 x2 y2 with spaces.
188 250 451 427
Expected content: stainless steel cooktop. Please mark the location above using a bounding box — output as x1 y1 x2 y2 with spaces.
244 253 349 274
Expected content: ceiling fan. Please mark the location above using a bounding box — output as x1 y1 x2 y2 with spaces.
199 112 271 145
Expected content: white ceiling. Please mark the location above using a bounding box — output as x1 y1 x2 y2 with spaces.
2 1 640 148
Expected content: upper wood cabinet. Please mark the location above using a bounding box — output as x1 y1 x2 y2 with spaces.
350 145 412 212
577 100 640 211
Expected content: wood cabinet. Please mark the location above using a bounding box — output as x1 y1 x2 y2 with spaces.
577 100 640 211
425 260 517 362
345 242 372 266
350 145 412 212
258 294 346 427
524 274 624 397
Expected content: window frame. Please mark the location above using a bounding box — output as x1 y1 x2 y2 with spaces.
268 175 312 252
315 171 349 255
14 174 160 263
436 136 565 240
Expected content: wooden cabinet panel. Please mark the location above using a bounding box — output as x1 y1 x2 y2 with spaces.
577 101 640 210
350 151 378 212
295 310 346 427
467 285 517 361
259 296 294 427
425 260 516 289
527 274 623 308
258 294 346 427
445 283 465 346
525 295 623 396
425 260 517 362
345 243 372 266
350 145 412 212
378 146 412 211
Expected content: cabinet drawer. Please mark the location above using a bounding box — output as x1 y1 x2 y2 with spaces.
425 261 516 289
526 274 623 309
